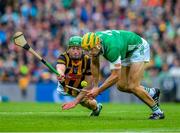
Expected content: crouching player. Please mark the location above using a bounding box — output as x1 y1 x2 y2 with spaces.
56 36 102 116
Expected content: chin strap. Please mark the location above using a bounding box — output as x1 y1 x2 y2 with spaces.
96 45 101 50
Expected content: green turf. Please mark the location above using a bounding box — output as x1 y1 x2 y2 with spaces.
0 102 180 132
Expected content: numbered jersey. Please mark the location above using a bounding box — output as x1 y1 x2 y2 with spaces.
96 30 143 62
57 52 91 96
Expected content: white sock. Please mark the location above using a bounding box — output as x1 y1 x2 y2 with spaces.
152 104 163 114
144 87 156 97
154 108 163 114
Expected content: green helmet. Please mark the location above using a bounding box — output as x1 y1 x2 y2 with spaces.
68 36 82 47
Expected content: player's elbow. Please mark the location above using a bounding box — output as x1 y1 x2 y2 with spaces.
111 72 119 82
111 69 120 78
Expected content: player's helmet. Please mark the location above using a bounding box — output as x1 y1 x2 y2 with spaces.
68 36 82 47
81 32 101 50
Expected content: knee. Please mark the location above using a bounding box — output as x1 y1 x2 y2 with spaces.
126 83 138 93
117 83 133 93
117 84 126 91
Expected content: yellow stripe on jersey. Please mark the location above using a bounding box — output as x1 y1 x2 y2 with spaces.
57 60 66 64
64 53 70 67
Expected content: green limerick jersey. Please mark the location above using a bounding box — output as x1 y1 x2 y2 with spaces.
96 30 143 62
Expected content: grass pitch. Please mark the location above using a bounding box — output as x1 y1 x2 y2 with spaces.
0 102 180 132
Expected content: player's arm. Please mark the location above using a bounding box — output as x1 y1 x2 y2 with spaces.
91 56 100 87
98 57 121 93
73 75 92 105
56 64 66 76
56 55 66 82
62 75 92 110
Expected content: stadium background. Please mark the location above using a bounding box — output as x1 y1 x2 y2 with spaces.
0 0 180 103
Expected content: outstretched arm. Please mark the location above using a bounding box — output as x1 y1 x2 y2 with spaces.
91 56 100 87
98 68 120 93
62 75 92 110
74 75 92 104
87 56 121 97
98 56 122 93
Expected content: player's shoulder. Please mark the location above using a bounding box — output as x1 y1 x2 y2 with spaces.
57 52 69 62
61 51 68 56
59 52 69 58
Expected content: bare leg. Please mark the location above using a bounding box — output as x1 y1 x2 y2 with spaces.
127 62 164 119
117 63 155 107
127 62 155 107
116 66 131 92
117 66 157 100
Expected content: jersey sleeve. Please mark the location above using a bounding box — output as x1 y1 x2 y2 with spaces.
109 56 121 70
57 54 66 65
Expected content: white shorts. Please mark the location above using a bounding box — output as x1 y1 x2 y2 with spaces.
122 38 150 66
57 82 68 95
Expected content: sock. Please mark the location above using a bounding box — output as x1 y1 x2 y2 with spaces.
151 104 162 114
144 87 156 97
93 104 99 112
93 103 101 113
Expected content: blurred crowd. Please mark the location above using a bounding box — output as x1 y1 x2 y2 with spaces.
0 0 179 87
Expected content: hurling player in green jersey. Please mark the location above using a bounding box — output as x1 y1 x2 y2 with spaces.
81 30 164 120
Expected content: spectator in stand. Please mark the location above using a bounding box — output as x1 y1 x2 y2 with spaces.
0 0 179 87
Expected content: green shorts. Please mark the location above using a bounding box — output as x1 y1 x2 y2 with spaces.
122 38 150 66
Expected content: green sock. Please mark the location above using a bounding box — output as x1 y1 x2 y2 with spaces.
144 87 150 93
151 104 159 112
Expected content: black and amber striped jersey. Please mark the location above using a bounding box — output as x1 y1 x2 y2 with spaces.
57 52 91 96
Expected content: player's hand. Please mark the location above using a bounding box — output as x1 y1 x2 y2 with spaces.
87 87 100 98
62 101 77 110
57 75 65 83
